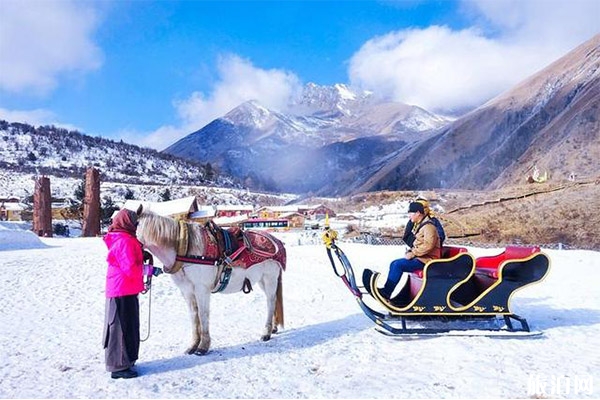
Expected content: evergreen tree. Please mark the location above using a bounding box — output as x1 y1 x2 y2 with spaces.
74 180 85 202
205 163 215 181
160 188 171 202
62 179 85 222
100 195 120 228
124 188 135 200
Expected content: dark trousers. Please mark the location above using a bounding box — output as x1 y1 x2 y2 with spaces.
103 295 140 372
381 257 425 298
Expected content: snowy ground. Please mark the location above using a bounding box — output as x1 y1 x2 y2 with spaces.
0 225 598 399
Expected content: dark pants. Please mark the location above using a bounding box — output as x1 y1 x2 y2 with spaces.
103 295 140 372
381 257 425 298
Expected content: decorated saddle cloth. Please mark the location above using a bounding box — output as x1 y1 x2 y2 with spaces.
205 222 286 270
232 230 286 270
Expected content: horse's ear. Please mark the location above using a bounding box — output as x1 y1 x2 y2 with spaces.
136 204 143 216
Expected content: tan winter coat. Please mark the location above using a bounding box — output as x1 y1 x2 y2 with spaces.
406 217 441 264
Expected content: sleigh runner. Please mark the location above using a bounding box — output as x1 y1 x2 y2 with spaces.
323 227 550 336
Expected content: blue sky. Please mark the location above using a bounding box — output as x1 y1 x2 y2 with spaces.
0 0 598 150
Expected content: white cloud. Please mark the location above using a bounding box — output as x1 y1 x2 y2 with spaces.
0 0 103 94
140 54 302 150
175 54 302 129
120 125 186 152
349 0 600 114
0 108 55 126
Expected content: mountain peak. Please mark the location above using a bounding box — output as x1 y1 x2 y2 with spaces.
223 100 273 127
332 83 357 100
290 83 371 117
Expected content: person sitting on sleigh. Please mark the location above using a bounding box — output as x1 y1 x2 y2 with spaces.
371 201 442 300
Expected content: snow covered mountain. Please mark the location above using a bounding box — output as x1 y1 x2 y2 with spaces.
349 34 600 193
164 83 448 193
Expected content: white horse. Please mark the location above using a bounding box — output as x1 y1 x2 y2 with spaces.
136 209 285 355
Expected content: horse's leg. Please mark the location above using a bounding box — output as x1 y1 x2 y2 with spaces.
272 271 284 334
193 286 212 355
182 290 201 354
172 273 201 354
258 267 279 341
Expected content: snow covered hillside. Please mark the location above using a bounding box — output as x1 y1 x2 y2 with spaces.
0 121 236 188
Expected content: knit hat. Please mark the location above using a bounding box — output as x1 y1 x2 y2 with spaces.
408 202 425 214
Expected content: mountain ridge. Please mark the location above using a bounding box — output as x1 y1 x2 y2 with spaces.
164 83 448 193
0 121 238 188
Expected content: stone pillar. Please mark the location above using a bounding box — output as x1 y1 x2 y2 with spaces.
82 167 101 237
33 176 53 237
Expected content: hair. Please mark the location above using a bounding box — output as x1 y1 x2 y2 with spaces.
137 211 205 255
137 211 179 249
416 197 432 216
408 202 425 214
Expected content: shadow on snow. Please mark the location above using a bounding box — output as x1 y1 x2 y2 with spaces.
138 297 600 375
139 313 370 376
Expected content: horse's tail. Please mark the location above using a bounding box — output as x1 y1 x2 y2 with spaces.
274 269 284 329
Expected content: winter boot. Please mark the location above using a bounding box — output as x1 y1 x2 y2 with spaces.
111 367 138 379
378 280 396 300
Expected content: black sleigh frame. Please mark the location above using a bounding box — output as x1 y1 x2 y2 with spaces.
326 242 551 336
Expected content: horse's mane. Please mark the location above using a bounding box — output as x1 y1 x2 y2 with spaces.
138 210 204 254
137 211 179 248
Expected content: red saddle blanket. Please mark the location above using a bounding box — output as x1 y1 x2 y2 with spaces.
227 229 287 270
205 228 286 270
202 223 287 270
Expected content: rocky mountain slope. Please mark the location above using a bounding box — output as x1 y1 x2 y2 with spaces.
164 83 448 193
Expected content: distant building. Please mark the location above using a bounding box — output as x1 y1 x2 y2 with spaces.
279 212 305 228
50 199 73 220
0 198 26 221
188 205 216 224
110 199 334 232
301 204 336 219
213 214 250 228
215 204 254 218
255 204 336 220
119 196 199 220
255 205 299 219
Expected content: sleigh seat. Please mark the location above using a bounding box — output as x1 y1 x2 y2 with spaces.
475 246 541 279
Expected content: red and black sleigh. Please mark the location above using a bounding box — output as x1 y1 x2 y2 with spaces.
324 232 550 336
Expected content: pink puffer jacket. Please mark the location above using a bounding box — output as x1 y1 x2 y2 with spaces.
104 231 144 298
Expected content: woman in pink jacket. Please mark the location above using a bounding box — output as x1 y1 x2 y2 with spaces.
102 208 145 379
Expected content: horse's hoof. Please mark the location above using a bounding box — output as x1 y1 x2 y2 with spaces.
194 348 209 356
261 335 271 342
271 326 278 334
185 347 198 355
